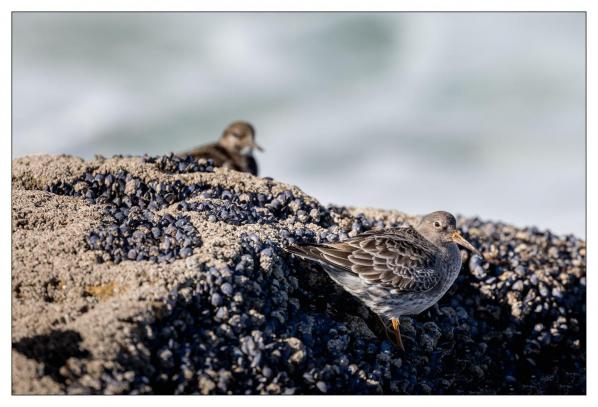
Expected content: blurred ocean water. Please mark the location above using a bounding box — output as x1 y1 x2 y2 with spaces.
12 13 585 236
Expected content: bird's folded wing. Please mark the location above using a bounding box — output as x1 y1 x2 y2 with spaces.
287 227 439 292
178 144 227 162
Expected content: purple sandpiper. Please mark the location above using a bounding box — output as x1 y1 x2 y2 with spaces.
180 121 263 176
286 211 481 350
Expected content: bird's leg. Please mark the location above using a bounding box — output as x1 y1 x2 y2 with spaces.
376 314 392 342
391 318 405 351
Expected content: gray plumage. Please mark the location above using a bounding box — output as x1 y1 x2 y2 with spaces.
286 211 480 321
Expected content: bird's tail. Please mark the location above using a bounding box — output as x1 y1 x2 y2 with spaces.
286 244 363 294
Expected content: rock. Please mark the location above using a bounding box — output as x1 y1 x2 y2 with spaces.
11 154 586 395
316 381 328 393
220 283 233 297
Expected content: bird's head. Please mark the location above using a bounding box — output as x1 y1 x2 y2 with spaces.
219 121 263 155
416 211 480 255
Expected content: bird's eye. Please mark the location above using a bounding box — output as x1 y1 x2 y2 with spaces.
433 221 441 228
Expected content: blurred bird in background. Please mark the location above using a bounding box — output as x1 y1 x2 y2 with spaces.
179 121 263 176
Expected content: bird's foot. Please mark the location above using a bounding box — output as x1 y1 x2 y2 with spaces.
391 318 405 351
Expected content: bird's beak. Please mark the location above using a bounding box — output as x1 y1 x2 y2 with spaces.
451 231 481 256
251 141 264 152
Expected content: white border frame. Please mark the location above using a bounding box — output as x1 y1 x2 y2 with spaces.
2 1 592 405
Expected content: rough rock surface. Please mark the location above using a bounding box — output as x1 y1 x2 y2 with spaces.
12 154 586 394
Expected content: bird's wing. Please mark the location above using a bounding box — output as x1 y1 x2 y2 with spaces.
287 227 439 292
179 144 228 166
354 227 408 237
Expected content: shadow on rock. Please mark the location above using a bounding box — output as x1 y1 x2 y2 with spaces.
13 329 91 384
